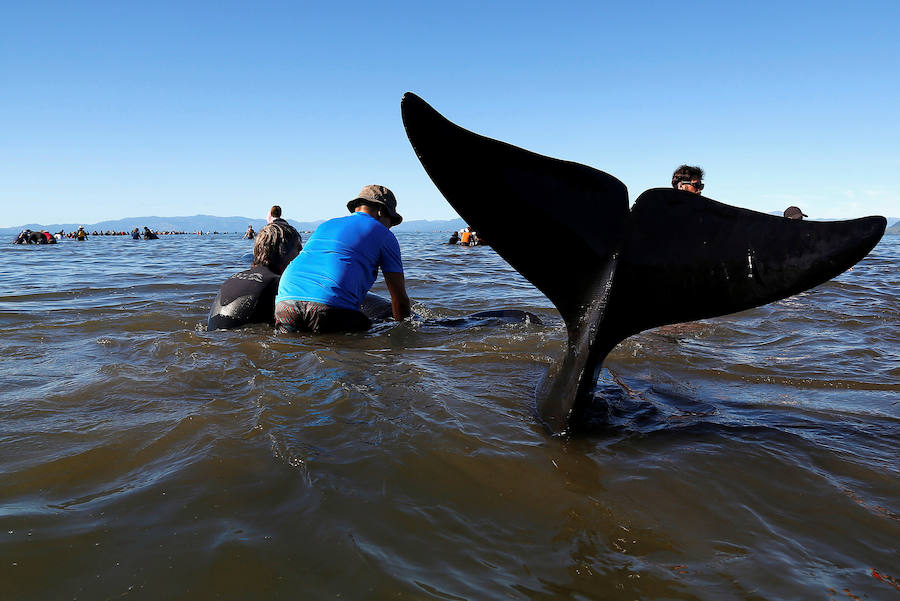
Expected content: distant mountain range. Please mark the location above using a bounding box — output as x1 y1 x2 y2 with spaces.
1 214 468 238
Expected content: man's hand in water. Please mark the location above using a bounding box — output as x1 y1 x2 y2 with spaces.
384 271 411 320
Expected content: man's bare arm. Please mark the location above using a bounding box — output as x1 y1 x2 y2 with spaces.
383 271 411 321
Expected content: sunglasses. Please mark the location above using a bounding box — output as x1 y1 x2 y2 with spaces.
680 180 704 190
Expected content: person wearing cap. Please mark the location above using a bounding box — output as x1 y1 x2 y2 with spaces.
274 185 411 334
672 165 705 194
76 226 87 241
784 206 808 220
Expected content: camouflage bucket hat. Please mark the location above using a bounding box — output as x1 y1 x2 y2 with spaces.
347 185 403 226
784 206 808 219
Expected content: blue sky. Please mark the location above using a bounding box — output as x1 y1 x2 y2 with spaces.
2 1 898 228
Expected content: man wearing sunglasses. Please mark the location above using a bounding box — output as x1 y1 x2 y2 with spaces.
672 165 705 194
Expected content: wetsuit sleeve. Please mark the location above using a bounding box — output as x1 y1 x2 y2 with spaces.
379 232 403 274
251 274 280 325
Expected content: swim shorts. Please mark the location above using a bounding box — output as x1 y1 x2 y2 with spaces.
275 300 371 334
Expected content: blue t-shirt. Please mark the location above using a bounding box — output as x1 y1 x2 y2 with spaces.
276 212 403 311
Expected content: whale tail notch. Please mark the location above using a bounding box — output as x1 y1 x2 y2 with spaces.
400 92 887 435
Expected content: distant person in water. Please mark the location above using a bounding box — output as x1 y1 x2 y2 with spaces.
267 205 283 224
460 227 482 246
266 205 301 248
244 225 256 239
12 229 51 244
672 165 705 194
784 206 808 220
75 226 87 241
275 185 411 334
448 230 460 245
131 228 141 239
208 222 302 330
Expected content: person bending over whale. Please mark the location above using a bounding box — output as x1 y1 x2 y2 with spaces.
208 221 302 330
275 185 411 334
14 229 56 244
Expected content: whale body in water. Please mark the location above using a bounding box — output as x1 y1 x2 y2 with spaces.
400 92 886 435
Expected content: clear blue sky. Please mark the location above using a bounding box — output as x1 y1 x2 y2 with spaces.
2 1 898 228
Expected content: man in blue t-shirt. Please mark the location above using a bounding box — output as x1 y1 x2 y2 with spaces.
275 185 411 333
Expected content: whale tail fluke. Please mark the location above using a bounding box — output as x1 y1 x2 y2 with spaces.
401 92 887 435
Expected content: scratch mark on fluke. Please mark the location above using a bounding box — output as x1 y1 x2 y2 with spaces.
400 92 886 435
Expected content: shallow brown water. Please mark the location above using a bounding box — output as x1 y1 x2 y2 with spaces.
1 233 898 600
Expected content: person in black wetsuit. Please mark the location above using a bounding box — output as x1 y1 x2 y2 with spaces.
207 221 302 330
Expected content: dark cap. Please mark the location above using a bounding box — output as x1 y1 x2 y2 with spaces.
784 206 808 219
347 185 403 226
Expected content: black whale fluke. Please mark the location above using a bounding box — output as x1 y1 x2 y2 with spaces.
400 92 887 435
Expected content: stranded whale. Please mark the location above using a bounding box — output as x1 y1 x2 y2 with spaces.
400 92 886 435
209 289 541 332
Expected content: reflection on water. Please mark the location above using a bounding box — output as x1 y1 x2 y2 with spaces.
1 233 898 600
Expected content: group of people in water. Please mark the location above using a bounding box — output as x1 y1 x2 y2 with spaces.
12 226 158 243
207 169 812 335
13 229 58 244
11 226 239 244
131 227 159 239
13 225 95 243
208 186 410 333
448 226 486 246
15 165 811 337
